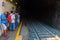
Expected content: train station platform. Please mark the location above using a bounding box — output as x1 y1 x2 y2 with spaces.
0 21 22 40
0 20 60 40
0 30 17 40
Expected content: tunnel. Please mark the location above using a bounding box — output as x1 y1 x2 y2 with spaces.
0 0 60 40
16 0 60 29
17 0 52 22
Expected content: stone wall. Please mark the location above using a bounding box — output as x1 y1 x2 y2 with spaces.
52 1 60 29
0 0 16 14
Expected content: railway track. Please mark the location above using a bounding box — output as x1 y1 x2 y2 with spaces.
28 21 60 40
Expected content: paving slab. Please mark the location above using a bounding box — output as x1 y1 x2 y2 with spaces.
21 24 29 40
0 29 17 40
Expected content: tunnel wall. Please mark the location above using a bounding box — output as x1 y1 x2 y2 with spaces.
20 0 60 29
52 0 60 29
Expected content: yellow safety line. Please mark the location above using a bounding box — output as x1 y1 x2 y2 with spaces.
15 21 22 40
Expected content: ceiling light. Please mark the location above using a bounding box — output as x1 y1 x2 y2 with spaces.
10 0 13 2
16 2 17 4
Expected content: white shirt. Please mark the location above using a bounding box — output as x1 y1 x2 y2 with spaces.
17 15 20 23
15 13 20 23
10 13 15 23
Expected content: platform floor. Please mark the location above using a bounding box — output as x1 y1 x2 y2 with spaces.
0 20 60 40
0 29 17 40
21 22 29 40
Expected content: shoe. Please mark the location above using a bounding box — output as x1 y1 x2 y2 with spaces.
4 34 9 39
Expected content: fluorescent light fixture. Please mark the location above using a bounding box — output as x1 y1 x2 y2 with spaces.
16 2 17 4
10 0 13 2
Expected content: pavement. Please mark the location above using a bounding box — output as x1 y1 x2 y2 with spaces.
1 20 60 40
21 23 29 40
0 29 17 40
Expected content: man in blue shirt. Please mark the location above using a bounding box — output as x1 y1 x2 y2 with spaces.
1 11 8 38
1 13 8 26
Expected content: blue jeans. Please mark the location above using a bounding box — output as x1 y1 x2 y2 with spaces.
15 21 18 28
10 23 15 30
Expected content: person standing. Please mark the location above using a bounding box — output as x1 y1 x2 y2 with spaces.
1 11 9 38
15 11 20 29
17 13 20 25
10 11 16 30
7 12 11 30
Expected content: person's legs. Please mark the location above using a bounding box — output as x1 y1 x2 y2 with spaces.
15 21 18 28
10 23 13 30
2 23 7 37
13 23 15 30
3 30 7 37
7 23 9 30
15 21 18 29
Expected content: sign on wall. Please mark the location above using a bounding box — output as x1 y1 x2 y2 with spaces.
2 2 5 7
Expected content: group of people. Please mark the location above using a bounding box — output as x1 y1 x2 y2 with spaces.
0 11 20 38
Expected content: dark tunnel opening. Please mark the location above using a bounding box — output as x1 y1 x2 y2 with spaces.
20 0 55 24
17 0 60 29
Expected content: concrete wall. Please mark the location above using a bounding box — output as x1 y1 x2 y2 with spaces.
0 0 16 13
52 1 60 29
0 0 4 13
4 0 16 12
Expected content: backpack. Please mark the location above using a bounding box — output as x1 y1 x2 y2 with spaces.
7 15 11 24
